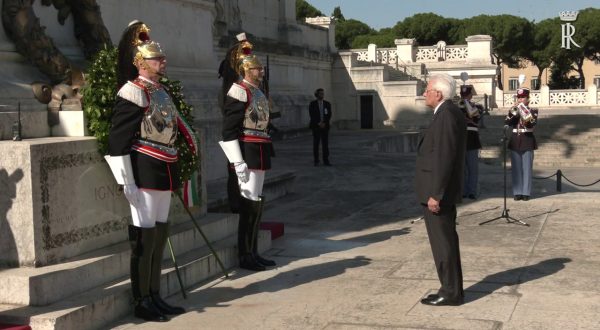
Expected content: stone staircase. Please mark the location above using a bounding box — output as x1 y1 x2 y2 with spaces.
0 211 272 330
479 111 600 168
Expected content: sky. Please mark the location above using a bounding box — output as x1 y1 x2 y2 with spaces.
310 0 600 30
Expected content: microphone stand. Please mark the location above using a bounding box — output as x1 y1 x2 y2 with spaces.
479 125 529 226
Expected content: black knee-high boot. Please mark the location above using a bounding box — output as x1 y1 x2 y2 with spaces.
238 197 265 271
129 225 168 322
149 222 185 315
251 196 276 267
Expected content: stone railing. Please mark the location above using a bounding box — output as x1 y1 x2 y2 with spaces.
351 36 488 66
415 44 468 62
500 85 599 108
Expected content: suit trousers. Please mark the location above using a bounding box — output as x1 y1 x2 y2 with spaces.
312 127 329 163
510 150 534 196
423 204 464 300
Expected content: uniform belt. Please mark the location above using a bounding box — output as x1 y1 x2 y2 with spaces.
240 134 271 143
513 128 533 133
467 127 479 132
132 140 178 162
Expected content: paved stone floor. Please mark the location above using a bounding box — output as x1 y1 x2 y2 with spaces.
112 129 600 330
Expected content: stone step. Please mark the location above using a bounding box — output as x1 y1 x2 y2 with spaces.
0 230 272 330
0 212 238 306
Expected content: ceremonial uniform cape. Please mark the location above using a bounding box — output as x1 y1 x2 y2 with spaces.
109 77 182 191
505 106 538 152
222 80 274 170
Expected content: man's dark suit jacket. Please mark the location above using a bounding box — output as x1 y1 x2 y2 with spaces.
309 100 332 129
415 100 467 206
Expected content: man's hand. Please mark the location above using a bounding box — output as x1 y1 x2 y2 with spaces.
318 122 326 129
234 161 249 183
123 184 141 207
427 197 440 213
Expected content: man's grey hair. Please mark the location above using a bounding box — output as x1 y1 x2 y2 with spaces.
429 73 456 100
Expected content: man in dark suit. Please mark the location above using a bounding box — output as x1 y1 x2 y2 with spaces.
309 88 332 166
415 73 467 306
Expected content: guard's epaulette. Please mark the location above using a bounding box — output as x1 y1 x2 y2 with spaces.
117 81 149 108
227 83 248 103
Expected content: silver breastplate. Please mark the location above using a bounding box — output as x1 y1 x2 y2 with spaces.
243 84 270 131
139 81 178 146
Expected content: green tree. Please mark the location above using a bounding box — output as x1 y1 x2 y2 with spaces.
296 0 323 21
335 19 374 49
527 18 561 87
393 13 460 45
332 6 345 22
566 7 600 87
351 33 395 49
462 15 534 89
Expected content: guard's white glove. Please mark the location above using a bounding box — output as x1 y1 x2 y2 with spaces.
123 184 141 207
234 162 249 183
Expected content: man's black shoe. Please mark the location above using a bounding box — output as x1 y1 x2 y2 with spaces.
468 194 476 200
314 162 319 167
420 296 463 306
514 195 523 201
522 195 530 201
323 161 332 166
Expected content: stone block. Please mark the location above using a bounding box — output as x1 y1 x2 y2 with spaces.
50 111 88 137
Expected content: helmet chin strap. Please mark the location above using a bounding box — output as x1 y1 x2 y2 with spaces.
137 59 165 78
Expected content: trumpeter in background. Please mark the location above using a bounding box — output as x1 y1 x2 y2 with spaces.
457 84 483 200
505 74 538 201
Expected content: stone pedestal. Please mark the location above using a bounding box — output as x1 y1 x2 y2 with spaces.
395 38 416 63
51 111 88 137
466 35 493 63
0 137 202 267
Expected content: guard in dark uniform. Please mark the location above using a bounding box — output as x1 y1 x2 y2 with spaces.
505 87 538 201
105 21 191 322
458 85 483 199
219 33 276 271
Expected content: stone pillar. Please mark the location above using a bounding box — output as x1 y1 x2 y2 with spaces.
540 85 550 106
395 38 416 63
367 43 378 62
466 35 493 63
305 16 337 52
588 84 598 106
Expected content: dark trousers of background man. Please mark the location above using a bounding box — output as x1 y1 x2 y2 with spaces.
312 127 329 164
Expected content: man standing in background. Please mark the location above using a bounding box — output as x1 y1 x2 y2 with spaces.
309 88 332 166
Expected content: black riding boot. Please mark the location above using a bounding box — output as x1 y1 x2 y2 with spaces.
129 225 169 322
238 197 265 271
251 196 276 267
149 222 186 315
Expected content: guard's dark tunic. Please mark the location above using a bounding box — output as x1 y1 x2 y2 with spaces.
108 77 180 191
222 80 274 170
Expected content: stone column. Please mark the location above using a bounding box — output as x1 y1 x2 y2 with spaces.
466 35 493 63
305 16 337 52
395 38 416 63
367 43 378 63
588 84 598 106
540 85 550 107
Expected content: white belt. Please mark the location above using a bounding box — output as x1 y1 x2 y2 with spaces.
467 127 478 132
513 128 533 133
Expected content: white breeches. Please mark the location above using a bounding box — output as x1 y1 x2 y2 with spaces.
238 170 265 201
130 189 172 228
